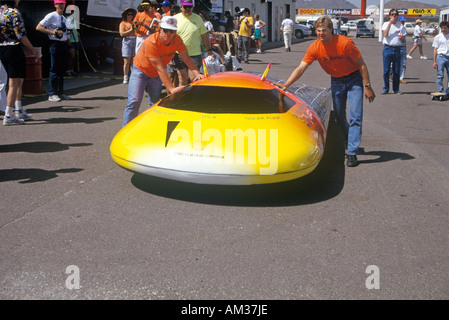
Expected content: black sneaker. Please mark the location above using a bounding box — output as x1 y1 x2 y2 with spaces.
346 155 358 167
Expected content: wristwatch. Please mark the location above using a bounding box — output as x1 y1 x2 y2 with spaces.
365 84 371 88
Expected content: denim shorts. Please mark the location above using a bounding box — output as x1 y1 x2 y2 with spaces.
122 37 136 57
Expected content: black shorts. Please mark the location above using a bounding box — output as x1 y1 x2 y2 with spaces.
0 45 26 79
172 53 202 71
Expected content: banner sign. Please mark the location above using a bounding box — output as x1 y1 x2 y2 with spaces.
87 0 142 18
326 9 352 15
210 0 223 14
408 8 437 15
298 9 325 15
86 0 208 17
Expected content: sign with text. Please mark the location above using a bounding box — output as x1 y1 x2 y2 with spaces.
408 8 437 15
298 9 325 15
326 9 352 15
87 0 141 17
210 0 223 14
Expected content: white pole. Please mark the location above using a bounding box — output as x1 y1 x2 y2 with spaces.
378 0 385 42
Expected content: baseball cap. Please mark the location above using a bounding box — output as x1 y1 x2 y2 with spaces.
398 16 406 22
416 19 423 23
180 0 193 6
54 0 67 4
161 0 172 6
160 16 177 30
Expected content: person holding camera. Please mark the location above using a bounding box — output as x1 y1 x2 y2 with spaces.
36 0 71 102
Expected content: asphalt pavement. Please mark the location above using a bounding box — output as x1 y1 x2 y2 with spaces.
1 34 448 301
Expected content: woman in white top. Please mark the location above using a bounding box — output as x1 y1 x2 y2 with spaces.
200 10 214 33
407 19 427 59
253 14 266 53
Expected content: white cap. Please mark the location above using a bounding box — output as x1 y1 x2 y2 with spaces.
160 16 177 30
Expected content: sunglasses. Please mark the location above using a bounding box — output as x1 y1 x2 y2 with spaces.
163 29 176 34
391 13 398 16
182 6 192 10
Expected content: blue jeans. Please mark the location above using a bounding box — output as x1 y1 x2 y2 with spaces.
399 45 406 80
122 65 162 126
383 45 401 93
436 54 449 93
331 71 364 156
48 41 68 96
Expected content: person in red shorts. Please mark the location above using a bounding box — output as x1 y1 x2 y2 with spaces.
122 15 203 126
278 15 375 167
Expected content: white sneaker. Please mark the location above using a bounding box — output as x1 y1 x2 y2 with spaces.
60 94 71 100
406 55 413 59
49 95 61 102
420 56 428 60
123 75 129 84
3 115 25 126
14 109 32 120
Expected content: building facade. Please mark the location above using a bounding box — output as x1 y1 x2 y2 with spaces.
222 0 296 43
14 0 297 74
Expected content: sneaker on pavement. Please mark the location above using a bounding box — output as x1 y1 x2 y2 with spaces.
60 94 71 100
14 109 32 120
406 55 413 59
394 90 403 95
49 94 61 102
66 70 77 76
346 155 358 167
420 56 428 60
3 115 25 126
123 75 129 84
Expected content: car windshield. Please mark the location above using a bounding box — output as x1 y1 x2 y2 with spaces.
158 85 297 114
357 21 366 27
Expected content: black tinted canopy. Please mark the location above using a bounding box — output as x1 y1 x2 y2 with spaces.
158 85 297 114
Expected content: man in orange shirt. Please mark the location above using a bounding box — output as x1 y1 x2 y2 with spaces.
279 16 375 167
133 1 161 53
160 0 172 16
123 16 204 126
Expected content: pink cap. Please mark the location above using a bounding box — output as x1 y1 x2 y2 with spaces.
54 0 67 4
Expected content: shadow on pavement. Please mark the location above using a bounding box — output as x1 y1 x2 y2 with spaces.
25 117 116 125
25 106 98 114
131 119 346 207
0 168 83 183
358 147 415 164
0 142 92 153
68 96 127 101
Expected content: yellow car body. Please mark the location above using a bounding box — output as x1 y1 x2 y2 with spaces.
110 72 331 185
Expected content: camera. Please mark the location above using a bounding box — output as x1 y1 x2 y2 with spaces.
55 24 67 39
